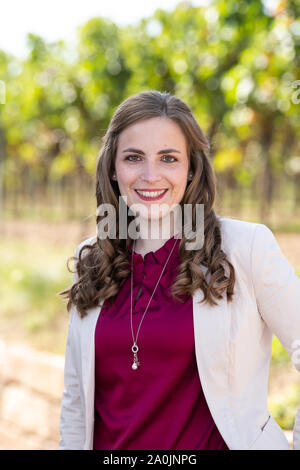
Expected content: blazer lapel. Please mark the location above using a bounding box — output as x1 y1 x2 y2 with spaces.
80 300 104 449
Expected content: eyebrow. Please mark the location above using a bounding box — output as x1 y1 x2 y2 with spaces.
122 147 182 155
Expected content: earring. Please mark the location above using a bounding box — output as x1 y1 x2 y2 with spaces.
188 172 193 181
112 172 117 180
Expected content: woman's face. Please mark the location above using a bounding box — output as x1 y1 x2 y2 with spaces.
114 117 189 220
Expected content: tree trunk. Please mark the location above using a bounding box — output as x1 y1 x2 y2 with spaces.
259 120 274 224
294 174 300 205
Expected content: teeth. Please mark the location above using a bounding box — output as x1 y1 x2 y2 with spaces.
136 189 166 197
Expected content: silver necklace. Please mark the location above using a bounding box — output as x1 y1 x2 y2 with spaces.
130 237 179 370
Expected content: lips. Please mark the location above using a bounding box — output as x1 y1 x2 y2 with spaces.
134 189 168 201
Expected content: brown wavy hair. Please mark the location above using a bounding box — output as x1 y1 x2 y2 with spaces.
59 90 236 318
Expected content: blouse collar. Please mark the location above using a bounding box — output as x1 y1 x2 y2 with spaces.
128 236 180 267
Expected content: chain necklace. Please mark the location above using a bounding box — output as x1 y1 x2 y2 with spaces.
130 237 179 370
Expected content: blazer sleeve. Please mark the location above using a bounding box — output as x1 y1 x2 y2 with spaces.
59 245 85 450
251 223 300 450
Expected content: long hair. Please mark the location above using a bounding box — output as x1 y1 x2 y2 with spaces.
59 90 236 318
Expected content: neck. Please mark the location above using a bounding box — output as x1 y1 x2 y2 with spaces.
133 211 181 257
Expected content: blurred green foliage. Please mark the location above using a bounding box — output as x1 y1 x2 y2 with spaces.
0 238 72 352
0 0 300 221
269 384 300 430
271 335 291 365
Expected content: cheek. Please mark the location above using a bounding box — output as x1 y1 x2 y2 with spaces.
116 164 134 185
171 171 188 190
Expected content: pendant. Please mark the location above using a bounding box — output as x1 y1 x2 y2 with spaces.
131 342 140 370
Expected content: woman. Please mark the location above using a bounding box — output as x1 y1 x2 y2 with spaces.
59 90 300 450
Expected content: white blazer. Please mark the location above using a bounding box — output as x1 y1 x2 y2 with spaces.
59 217 300 450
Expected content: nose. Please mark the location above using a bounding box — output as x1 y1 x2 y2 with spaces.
139 160 162 183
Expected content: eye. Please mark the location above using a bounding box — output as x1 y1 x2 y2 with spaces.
125 155 141 162
162 155 178 163
124 155 178 162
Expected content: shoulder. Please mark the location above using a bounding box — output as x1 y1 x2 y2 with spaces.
74 234 97 257
219 215 259 237
218 216 273 263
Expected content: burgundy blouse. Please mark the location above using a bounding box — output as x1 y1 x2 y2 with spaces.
93 236 228 450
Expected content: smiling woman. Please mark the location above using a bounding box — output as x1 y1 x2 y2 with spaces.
113 116 190 249
58 90 300 451
60 90 234 317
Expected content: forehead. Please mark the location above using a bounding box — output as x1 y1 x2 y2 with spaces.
117 117 187 151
